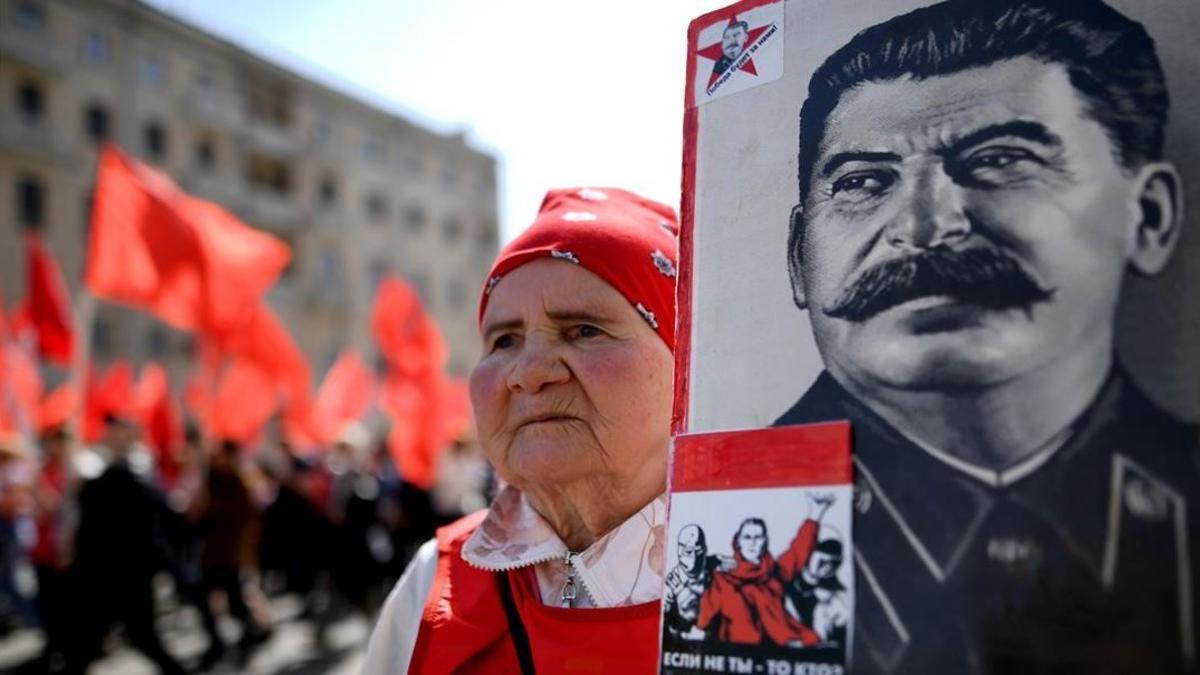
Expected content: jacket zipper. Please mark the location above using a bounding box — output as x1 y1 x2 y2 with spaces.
561 551 579 608
464 548 595 606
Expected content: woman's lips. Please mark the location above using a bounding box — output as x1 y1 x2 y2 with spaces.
516 415 580 430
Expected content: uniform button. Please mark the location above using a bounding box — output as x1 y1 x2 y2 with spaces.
854 484 872 514
986 537 1041 567
1123 476 1171 521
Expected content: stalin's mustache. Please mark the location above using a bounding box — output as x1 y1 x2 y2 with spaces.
823 247 1055 323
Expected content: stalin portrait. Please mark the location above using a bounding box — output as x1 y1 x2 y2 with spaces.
771 0 1200 672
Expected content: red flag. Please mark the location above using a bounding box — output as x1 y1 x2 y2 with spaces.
13 233 74 365
372 276 447 376
210 360 278 444
37 384 77 434
184 340 221 436
379 369 446 489
438 377 474 442
0 343 42 433
380 372 432 488
83 361 134 443
312 348 374 445
372 275 456 487
85 144 290 333
135 363 183 477
216 302 311 411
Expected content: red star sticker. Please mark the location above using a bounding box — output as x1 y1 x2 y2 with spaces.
696 15 770 88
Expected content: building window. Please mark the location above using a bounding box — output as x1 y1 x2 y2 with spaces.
84 31 110 64
248 81 291 126
82 187 94 235
369 259 390 290
83 103 110 143
477 222 498 252
16 80 44 122
403 206 426 233
440 166 459 189
318 249 341 288
194 136 215 169
16 176 45 231
139 55 167 88
400 152 425 176
314 117 333 145
147 326 167 357
246 154 292 194
475 173 494 199
365 193 388 221
446 280 466 310
363 138 386 163
318 176 337 207
93 318 112 357
16 2 46 31
442 216 463 243
409 271 430 306
143 121 168 160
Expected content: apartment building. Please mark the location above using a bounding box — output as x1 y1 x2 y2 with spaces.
0 0 499 385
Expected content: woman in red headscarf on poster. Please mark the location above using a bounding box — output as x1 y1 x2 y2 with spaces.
363 188 679 674
687 495 835 648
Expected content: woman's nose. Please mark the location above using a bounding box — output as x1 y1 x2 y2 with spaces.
506 339 570 393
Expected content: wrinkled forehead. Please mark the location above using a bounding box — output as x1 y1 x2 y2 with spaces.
480 259 630 328
817 57 1091 161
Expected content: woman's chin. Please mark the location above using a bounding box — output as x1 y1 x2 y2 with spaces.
505 441 596 486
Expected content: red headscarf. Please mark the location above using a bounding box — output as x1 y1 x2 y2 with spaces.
478 187 679 350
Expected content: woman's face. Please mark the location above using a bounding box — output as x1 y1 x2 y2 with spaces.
471 259 674 492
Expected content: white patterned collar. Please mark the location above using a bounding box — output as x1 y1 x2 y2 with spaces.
461 486 667 608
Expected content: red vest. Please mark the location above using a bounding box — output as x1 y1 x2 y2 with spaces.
409 511 661 674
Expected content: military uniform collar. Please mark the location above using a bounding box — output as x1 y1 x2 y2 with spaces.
786 369 1137 579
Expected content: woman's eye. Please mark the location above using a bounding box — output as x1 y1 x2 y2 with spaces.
831 170 895 197
490 334 516 351
568 324 603 340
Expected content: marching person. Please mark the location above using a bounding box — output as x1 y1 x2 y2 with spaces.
68 413 186 675
28 425 78 672
363 187 678 672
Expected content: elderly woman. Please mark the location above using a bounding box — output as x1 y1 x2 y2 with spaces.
363 187 678 673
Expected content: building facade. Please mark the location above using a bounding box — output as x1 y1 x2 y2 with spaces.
0 0 499 389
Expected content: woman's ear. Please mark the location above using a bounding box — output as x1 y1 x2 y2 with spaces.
1127 162 1184 277
788 204 808 309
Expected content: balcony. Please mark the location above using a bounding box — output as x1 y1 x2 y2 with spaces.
182 172 247 212
297 277 349 313
182 87 246 131
0 116 67 160
0 26 69 74
243 188 304 231
244 119 304 159
313 205 350 230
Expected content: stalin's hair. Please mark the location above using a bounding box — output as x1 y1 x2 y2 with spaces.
795 0 1169 207
725 20 749 35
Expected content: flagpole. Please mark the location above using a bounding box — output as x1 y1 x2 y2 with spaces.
69 290 96 444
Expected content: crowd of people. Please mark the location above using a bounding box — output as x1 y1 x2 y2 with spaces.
0 412 491 673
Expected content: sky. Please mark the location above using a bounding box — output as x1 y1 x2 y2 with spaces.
145 0 732 243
